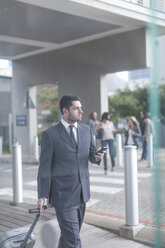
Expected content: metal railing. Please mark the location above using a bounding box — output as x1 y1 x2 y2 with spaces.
122 0 165 13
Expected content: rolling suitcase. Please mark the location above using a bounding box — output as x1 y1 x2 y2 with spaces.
0 206 46 248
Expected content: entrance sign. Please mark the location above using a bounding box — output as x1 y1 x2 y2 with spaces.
16 115 27 126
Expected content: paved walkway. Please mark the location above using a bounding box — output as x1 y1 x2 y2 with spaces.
0 199 150 248
0 149 165 247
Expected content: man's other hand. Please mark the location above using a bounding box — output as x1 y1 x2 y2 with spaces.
36 198 47 213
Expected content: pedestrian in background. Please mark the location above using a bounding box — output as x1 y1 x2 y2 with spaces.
140 111 147 160
36 95 104 248
124 116 141 148
97 112 116 174
87 111 100 139
140 112 154 161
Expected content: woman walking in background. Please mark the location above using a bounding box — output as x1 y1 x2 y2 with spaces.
124 116 141 148
97 112 116 174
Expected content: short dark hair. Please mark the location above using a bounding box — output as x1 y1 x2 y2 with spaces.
141 111 148 118
60 95 81 114
101 112 110 121
88 112 96 120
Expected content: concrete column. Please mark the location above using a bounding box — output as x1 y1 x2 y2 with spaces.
120 145 142 240
116 134 123 166
0 137 2 157
34 136 39 161
12 142 23 205
8 113 13 152
100 75 108 114
59 70 103 122
28 86 37 158
12 69 37 156
124 145 139 226
148 133 153 168
11 73 29 155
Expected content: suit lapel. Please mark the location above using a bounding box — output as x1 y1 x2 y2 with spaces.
77 124 86 150
57 122 78 148
57 122 72 145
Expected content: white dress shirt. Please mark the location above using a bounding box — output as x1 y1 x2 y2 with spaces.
61 118 78 143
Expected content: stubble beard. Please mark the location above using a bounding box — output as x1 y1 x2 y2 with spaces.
68 114 82 124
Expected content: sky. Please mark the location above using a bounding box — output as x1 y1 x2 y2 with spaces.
0 59 12 77
0 59 11 68
115 71 128 81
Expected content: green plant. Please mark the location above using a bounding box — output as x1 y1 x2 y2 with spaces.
37 85 59 123
3 141 10 154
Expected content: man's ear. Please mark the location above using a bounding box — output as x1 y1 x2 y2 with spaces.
63 108 68 115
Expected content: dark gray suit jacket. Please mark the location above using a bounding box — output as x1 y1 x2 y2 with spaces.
37 121 100 209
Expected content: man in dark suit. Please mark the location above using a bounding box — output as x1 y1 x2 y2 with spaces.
36 95 104 248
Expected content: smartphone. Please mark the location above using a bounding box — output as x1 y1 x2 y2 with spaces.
95 146 108 154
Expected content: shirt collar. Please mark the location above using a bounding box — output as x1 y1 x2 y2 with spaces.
61 118 78 129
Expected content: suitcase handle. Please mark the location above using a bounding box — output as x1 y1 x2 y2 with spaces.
20 206 47 248
28 205 47 214
20 214 40 248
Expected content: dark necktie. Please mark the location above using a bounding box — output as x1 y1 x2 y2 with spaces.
69 125 77 146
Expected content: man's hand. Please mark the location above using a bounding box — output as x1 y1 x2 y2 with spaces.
36 198 47 213
95 147 106 160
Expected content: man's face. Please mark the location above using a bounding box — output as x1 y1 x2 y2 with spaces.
63 100 83 124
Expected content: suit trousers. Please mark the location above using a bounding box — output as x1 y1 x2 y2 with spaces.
55 203 86 248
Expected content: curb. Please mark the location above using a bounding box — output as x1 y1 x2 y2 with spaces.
84 212 165 247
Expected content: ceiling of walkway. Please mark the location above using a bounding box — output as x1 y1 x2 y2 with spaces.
0 0 149 60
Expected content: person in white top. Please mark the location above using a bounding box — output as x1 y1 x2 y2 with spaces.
97 112 117 174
